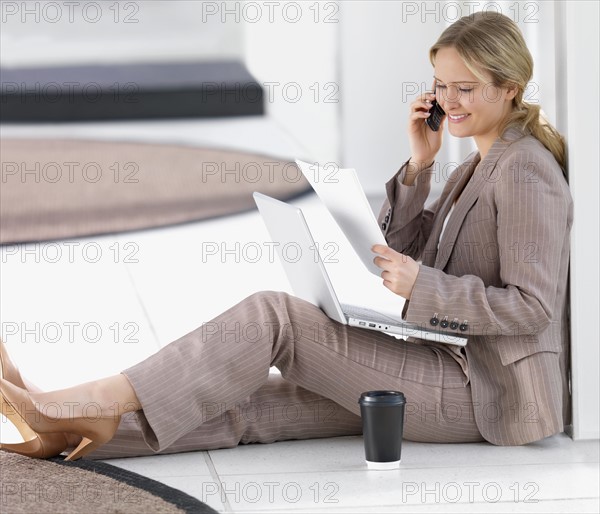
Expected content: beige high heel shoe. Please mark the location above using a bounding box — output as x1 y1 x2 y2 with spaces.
0 340 69 458
0 378 120 461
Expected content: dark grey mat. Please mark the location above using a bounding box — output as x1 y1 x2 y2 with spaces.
0 60 263 122
1 450 219 513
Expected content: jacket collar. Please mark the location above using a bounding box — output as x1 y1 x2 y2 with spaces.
424 127 526 270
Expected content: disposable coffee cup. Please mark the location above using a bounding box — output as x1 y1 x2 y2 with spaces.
358 391 406 470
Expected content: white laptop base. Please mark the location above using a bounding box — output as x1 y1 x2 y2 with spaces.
253 192 467 347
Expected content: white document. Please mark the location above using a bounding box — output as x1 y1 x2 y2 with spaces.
296 159 388 276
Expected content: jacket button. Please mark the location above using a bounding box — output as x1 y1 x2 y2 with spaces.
440 317 449 329
430 313 439 326
381 223 387 230
450 320 459 330
459 322 468 332
384 215 390 222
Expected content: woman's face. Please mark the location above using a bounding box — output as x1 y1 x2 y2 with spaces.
433 46 517 152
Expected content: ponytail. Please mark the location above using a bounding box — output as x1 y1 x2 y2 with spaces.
501 101 567 176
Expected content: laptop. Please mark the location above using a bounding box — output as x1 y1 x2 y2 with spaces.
253 192 467 346
294 158 387 276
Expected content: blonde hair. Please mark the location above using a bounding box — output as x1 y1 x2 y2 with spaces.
429 11 567 174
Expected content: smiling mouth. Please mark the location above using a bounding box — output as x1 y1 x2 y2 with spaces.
448 113 470 121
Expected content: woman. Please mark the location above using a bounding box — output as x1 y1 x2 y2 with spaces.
0 12 572 460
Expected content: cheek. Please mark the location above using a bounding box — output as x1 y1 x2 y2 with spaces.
470 96 498 118
480 89 507 112
456 90 478 111
481 86 505 105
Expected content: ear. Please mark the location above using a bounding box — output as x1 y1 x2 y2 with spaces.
505 83 519 101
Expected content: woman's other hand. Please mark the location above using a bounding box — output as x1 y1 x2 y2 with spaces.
372 244 420 299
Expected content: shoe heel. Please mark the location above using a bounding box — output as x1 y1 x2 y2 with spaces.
64 437 101 461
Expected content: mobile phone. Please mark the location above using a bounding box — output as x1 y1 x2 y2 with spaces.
425 99 446 132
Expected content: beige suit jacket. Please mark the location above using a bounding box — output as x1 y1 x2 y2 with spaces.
378 127 573 445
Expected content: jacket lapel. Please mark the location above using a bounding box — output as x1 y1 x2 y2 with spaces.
432 127 526 270
421 154 479 267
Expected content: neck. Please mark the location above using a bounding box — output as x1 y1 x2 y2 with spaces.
474 133 497 160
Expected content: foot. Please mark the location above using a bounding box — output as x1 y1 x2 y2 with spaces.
0 378 127 460
0 339 76 454
0 338 32 390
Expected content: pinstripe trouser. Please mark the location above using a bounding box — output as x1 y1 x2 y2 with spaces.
88 291 483 459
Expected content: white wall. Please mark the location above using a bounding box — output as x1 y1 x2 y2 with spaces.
242 1 340 164
340 1 445 196
0 0 244 66
560 0 600 440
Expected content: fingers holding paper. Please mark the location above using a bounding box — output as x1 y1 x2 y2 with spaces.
372 245 420 299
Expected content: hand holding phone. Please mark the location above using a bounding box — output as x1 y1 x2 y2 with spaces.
407 86 444 174
425 99 445 132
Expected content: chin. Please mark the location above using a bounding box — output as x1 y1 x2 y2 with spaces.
447 126 473 139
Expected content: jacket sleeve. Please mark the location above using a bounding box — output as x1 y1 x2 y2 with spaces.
376 159 441 261
403 148 572 337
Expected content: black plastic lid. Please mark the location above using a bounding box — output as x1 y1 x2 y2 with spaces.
358 390 406 405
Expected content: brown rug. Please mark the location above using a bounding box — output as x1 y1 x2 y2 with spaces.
0 451 219 513
0 138 311 244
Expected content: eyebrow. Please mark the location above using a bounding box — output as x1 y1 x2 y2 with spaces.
433 76 479 85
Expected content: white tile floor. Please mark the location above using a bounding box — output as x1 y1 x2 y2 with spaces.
103 434 600 513
1 117 599 513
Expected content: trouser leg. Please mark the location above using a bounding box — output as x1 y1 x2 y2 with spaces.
116 291 482 455
88 373 363 459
